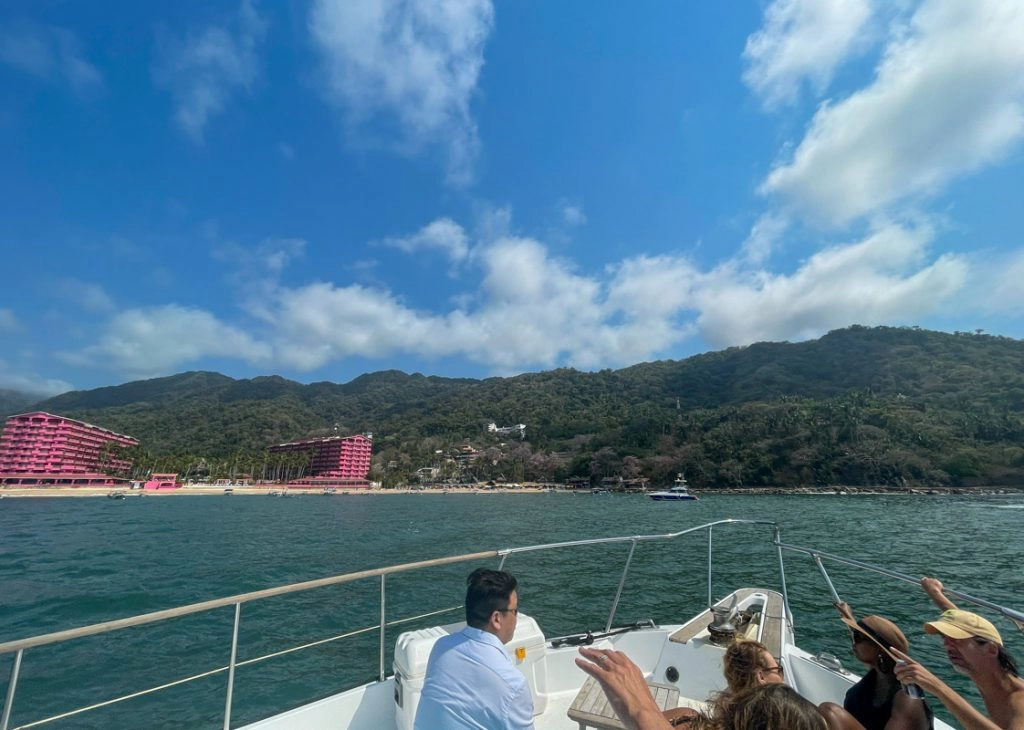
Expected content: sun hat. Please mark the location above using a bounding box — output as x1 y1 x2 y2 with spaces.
841 615 909 659
924 609 1003 646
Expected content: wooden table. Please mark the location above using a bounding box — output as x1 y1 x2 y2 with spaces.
567 676 680 730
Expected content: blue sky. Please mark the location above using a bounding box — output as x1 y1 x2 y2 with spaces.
2 0 1023 395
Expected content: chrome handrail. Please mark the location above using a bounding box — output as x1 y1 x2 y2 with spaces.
776 542 1024 627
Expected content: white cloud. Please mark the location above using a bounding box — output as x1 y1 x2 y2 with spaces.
562 205 587 227
64 305 272 378
309 0 494 186
0 23 102 94
762 0 1024 224
693 221 969 346
56 280 115 313
466 237 608 368
740 213 790 265
62 216 975 381
269 282 444 369
263 235 692 373
155 0 266 142
743 0 873 109
0 361 73 396
0 308 18 332
214 236 306 322
379 217 470 262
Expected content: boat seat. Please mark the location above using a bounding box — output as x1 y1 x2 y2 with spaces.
668 589 786 659
568 676 679 730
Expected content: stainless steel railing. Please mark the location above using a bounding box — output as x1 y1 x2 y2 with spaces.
777 541 1024 629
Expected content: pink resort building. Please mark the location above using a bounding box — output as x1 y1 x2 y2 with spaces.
144 473 180 491
268 434 373 488
0 411 139 487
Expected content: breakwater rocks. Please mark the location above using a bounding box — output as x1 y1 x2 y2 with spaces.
692 486 1023 496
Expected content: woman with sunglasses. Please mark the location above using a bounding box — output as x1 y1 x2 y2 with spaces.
819 603 934 730
669 639 788 727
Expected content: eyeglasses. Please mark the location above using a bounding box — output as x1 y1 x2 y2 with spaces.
761 662 784 676
497 607 519 615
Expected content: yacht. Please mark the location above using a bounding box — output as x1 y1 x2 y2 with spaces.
648 474 698 501
2 519 1018 730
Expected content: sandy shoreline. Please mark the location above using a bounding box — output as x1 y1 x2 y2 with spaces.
0 486 556 498
0 485 1019 498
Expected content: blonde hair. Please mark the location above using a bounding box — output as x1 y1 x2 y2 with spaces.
701 640 776 724
723 639 772 694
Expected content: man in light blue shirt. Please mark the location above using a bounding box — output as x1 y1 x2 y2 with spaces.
414 568 534 730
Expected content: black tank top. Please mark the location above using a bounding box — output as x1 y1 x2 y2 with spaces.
844 670 934 730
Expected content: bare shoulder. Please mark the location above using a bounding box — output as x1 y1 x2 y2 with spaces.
891 691 930 723
1009 684 1024 730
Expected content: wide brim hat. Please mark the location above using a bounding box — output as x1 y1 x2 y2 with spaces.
924 609 1002 646
841 615 909 659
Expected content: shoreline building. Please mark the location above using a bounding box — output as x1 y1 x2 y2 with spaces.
268 434 372 488
0 411 138 487
487 422 526 439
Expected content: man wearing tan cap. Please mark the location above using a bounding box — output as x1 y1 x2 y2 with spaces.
891 577 1023 730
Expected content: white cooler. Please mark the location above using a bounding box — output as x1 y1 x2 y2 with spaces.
393 614 548 730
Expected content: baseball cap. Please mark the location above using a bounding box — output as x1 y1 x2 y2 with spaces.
924 609 1003 646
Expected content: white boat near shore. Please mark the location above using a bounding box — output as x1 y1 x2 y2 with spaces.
2 518 1020 730
648 474 698 501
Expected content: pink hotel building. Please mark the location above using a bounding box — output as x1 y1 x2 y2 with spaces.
0 411 373 489
0 411 138 486
269 434 373 487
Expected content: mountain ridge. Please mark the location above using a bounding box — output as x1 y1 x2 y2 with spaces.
7 326 1024 488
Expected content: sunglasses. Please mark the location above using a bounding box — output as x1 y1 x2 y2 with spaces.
761 661 784 676
497 607 519 615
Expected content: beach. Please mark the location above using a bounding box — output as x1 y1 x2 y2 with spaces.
0 484 556 497
1 484 1018 498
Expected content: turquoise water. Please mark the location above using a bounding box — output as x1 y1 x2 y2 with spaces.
1 492 1022 729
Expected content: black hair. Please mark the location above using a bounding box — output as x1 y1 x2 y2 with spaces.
998 646 1019 677
465 568 517 628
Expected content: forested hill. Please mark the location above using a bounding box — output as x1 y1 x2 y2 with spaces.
21 326 1024 488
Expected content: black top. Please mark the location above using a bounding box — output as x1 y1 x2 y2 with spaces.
844 669 934 730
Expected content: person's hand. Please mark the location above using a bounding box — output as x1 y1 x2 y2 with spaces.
921 577 944 598
834 601 855 620
890 647 946 696
576 647 672 730
921 576 958 610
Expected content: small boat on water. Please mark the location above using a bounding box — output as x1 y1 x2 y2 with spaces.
1 518 1018 730
105 490 127 500
648 474 698 501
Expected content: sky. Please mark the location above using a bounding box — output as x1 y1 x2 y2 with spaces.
1 0 1023 396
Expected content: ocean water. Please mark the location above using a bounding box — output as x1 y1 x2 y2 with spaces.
1 492 1022 729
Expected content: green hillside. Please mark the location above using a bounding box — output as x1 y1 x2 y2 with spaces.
22 326 1024 489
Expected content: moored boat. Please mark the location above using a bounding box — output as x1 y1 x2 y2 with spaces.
648 474 698 501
